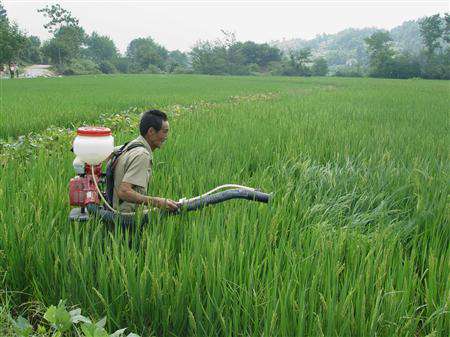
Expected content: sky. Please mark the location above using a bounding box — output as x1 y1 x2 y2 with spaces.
3 0 449 53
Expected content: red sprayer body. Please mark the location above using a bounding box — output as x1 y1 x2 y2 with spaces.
69 164 102 207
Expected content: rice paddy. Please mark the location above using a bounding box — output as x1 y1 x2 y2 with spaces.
0 75 448 336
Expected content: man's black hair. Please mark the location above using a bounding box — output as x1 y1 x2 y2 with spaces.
139 109 168 136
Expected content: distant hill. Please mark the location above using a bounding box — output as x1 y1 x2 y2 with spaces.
271 19 424 69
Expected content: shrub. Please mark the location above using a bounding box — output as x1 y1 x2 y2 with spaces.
172 66 195 74
98 61 117 74
247 63 261 74
112 57 130 73
61 59 101 76
144 64 163 74
333 66 364 77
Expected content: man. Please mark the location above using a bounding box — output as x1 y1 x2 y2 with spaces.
9 62 15 79
113 109 179 213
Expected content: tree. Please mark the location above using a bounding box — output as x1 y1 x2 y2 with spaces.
112 57 131 73
419 14 445 55
217 30 247 75
364 31 395 77
418 13 449 79
444 13 450 44
85 32 118 63
166 50 189 73
42 25 85 64
238 41 282 68
0 1 6 21
126 37 168 72
190 40 227 75
0 4 27 65
37 4 79 34
38 4 84 65
312 57 328 76
20 35 42 64
257 43 282 67
287 48 312 76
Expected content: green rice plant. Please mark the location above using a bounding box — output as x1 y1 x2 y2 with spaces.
0 75 448 336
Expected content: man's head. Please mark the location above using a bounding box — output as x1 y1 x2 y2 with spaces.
139 109 169 150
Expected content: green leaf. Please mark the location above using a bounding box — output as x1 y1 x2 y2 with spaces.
43 305 58 323
81 322 109 337
37 324 47 334
43 301 72 332
12 316 33 337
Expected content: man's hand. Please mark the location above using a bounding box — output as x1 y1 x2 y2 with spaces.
118 182 179 212
151 197 179 212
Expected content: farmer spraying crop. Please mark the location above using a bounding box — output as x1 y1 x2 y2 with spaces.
69 109 271 227
111 109 179 213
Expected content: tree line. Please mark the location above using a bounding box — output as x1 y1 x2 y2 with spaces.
364 14 449 79
0 2 448 79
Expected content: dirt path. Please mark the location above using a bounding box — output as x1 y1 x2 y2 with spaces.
23 64 56 78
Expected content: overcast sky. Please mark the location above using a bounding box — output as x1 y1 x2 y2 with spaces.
3 0 449 53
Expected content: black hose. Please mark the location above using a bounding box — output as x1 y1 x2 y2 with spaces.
86 203 140 229
86 189 271 227
180 189 270 211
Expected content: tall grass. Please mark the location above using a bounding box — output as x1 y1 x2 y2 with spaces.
0 76 448 336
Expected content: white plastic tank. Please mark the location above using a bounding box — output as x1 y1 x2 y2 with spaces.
73 126 114 165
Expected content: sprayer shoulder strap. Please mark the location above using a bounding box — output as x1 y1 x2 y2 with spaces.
105 141 146 205
113 142 146 165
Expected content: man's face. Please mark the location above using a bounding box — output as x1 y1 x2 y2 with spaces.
147 121 170 150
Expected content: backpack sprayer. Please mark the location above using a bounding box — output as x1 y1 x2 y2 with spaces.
69 126 271 227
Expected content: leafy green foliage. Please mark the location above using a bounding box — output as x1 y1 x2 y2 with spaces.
41 25 86 64
191 32 282 75
37 3 85 65
419 14 445 55
284 48 312 76
85 32 119 63
59 58 101 75
165 50 189 73
191 40 227 75
365 31 395 77
312 57 328 76
98 60 117 74
237 41 282 68
0 1 7 21
37 4 79 34
44 300 74 332
12 316 33 337
0 18 27 64
4 298 141 337
20 35 42 64
126 37 168 72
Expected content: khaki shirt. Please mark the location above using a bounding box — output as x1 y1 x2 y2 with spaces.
112 135 153 213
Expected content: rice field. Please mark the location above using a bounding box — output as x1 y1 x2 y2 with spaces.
0 75 449 336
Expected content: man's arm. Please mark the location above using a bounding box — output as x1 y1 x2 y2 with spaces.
117 182 179 211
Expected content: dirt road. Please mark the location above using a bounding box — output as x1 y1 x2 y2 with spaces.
23 64 56 78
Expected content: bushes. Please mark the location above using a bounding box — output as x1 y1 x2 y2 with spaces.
98 60 117 74
333 65 364 77
56 59 122 75
112 57 130 73
171 66 194 74
143 64 163 74
59 59 101 75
